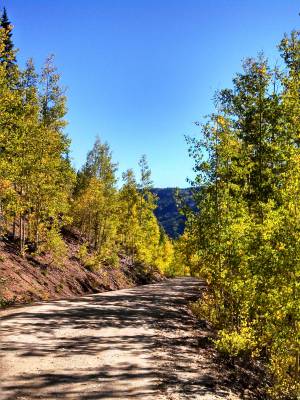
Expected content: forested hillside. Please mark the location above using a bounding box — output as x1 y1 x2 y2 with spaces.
151 188 193 238
0 9 174 304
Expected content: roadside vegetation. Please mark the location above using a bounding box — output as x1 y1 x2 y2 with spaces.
0 9 174 283
180 29 300 399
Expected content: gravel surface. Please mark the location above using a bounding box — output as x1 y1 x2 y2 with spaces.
0 278 242 400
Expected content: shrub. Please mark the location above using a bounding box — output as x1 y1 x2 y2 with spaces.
215 326 257 358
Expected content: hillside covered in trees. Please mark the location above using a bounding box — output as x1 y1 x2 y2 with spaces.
0 9 175 304
152 188 193 238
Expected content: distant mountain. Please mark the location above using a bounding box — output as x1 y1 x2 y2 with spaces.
151 188 194 239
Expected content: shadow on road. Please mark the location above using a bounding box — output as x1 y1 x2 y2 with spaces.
0 278 234 399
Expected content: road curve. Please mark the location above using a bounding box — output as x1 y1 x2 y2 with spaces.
0 278 239 400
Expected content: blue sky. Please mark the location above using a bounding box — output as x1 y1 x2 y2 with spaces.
4 0 300 187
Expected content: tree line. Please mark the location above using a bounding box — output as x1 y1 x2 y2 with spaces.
181 30 300 398
0 9 174 273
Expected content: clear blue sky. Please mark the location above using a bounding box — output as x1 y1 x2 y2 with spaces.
4 0 300 187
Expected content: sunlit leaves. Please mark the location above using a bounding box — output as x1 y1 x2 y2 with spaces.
183 30 300 399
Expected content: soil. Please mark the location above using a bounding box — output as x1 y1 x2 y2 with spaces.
0 228 163 306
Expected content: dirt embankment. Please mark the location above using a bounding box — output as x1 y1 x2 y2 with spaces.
0 229 163 306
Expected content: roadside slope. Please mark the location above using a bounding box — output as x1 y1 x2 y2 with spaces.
0 229 162 306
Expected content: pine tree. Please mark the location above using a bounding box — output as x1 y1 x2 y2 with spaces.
0 8 16 68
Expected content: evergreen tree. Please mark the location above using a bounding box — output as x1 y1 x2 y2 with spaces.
0 7 15 66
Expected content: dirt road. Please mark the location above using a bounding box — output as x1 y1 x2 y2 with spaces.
0 278 242 400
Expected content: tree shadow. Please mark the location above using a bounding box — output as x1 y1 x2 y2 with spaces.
0 278 238 399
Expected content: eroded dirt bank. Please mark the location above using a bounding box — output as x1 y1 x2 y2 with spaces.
0 229 162 306
0 278 264 400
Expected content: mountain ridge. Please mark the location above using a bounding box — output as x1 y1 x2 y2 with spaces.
151 188 193 238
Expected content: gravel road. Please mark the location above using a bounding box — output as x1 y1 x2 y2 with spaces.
0 278 241 400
